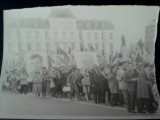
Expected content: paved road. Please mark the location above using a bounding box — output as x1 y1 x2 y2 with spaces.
0 93 159 119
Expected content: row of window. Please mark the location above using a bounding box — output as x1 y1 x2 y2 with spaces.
8 42 103 52
7 30 113 40
27 42 75 52
53 32 74 39
85 32 113 40
85 22 105 29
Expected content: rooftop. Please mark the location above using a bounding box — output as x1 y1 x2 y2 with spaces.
77 19 115 30
49 8 75 18
7 18 49 28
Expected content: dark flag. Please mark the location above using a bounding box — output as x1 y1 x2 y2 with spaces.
57 47 70 60
48 56 55 67
111 52 118 63
88 43 94 51
137 39 144 63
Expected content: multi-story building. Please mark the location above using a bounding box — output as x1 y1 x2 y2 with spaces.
77 19 115 63
144 21 156 63
48 8 79 54
145 21 156 55
4 8 115 68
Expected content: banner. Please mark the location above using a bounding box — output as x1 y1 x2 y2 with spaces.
73 52 99 69
48 54 66 67
25 52 48 82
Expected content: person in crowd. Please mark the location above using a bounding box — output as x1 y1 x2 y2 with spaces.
67 69 79 100
29 54 43 93
19 68 28 94
96 69 104 104
152 80 160 113
2 71 9 92
33 71 42 97
48 68 56 97
89 65 102 104
54 69 63 98
8 71 14 92
144 63 157 113
124 63 138 113
136 63 153 114
61 67 68 98
81 69 90 101
41 68 48 98
8 69 19 93
8 70 13 91
76 69 83 100
101 67 111 104
116 62 128 107
106 64 119 107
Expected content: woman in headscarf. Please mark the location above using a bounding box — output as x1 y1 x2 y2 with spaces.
106 64 119 106
136 63 153 114
41 68 48 98
81 69 90 101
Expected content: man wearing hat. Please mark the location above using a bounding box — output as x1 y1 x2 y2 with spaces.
107 64 119 106
81 69 90 101
19 68 28 94
116 61 128 107
89 65 102 104
67 69 80 100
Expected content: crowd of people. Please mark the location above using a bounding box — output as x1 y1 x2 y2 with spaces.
1 37 160 115
2 60 160 114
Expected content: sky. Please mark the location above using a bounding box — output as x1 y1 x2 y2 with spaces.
4 5 159 51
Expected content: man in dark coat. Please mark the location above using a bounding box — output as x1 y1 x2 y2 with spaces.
89 66 101 104
101 67 111 104
54 70 63 97
124 63 138 113
136 63 153 114
41 68 48 98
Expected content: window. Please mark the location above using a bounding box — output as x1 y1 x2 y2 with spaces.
97 23 101 28
102 22 105 29
87 32 91 40
62 32 66 39
35 31 40 39
54 32 58 39
110 32 113 39
46 42 50 52
94 22 98 29
36 42 41 51
27 43 32 51
95 43 99 51
95 32 98 40
26 31 31 39
86 22 90 28
70 32 74 39
71 43 75 50
45 31 49 40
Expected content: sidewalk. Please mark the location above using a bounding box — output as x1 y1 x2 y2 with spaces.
27 92 126 111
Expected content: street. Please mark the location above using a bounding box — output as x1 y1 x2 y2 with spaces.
0 92 160 119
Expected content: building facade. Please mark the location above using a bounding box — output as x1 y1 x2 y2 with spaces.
4 8 115 68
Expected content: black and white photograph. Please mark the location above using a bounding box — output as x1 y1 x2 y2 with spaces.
0 5 160 119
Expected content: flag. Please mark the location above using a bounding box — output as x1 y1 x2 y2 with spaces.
137 39 144 48
48 56 55 67
88 43 94 51
57 47 70 60
136 52 143 63
111 52 118 63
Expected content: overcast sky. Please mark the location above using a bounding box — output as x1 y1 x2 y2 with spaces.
4 5 159 51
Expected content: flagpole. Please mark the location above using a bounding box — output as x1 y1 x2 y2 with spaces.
44 31 50 68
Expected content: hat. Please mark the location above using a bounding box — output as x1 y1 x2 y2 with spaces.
93 64 99 68
110 63 117 68
143 62 149 67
